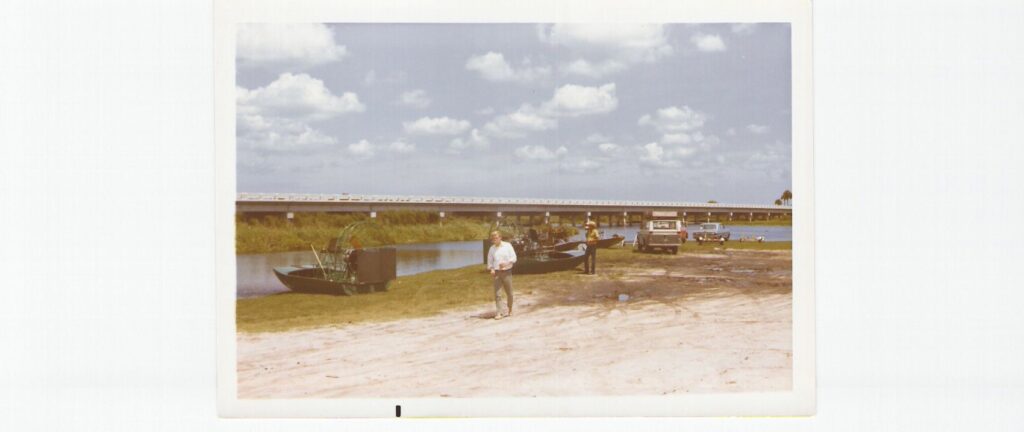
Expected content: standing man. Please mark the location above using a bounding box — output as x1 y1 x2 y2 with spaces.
486 231 517 320
584 221 599 275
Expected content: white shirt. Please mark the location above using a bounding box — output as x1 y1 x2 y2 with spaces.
487 241 518 271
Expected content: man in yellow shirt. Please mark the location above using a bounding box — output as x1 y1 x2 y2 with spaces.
584 221 599 275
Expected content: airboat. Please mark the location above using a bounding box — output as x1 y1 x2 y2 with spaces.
481 221 586 274
551 234 625 252
273 221 397 295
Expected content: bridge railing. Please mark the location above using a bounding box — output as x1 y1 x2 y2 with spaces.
236 192 791 210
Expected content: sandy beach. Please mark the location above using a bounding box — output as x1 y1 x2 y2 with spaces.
237 249 792 398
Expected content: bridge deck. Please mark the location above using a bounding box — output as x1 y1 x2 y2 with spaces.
237 193 791 215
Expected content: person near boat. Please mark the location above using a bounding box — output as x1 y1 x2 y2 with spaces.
584 221 599 275
486 231 517 320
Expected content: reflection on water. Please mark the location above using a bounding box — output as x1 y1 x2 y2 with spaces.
236 241 483 298
236 225 792 298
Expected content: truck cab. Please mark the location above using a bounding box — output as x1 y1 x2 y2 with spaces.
635 211 686 254
692 222 732 244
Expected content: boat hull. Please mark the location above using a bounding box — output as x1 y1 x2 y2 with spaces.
512 251 586 275
552 236 624 251
272 266 387 296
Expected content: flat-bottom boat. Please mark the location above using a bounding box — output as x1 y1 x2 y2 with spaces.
273 266 390 296
552 235 625 251
512 251 586 275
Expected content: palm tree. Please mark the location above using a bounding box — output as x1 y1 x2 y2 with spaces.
781 190 792 206
774 199 782 206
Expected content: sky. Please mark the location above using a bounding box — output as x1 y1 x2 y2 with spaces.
236 23 791 204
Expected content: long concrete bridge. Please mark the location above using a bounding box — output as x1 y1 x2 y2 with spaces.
237 192 791 224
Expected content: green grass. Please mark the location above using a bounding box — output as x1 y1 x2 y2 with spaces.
236 216 492 254
236 241 791 333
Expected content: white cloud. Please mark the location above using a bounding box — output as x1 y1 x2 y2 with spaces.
637 141 698 167
690 33 727 52
388 140 416 154
726 127 737 136
560 157 604 173
448 128 491 153
672 147 698 158
347 139 375 158
540 24 673 78
236 73 362 152
363 69 407 86
402 116 471 136
237 123 337 152
483 107 558 138
465 52 551 84
482 83 617 139
541 83 618 117
585 133 611 144
598 143 621 153
560 58 627 78
237 73 365 123
539 24 673 63
747 124 770 134
638 106 707 133
515 145 568 160
397 89 431 109
237 24 347 68
731 23 758 35
638 142 673 167
662 133 692 144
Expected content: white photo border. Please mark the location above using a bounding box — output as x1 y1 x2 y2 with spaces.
215 0 814 417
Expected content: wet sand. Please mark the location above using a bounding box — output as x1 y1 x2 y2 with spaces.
237 249 792 398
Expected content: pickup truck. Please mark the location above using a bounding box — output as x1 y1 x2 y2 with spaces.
692 223 731 244
635 217 686 254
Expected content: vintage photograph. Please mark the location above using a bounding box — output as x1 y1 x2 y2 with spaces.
217 3 814 416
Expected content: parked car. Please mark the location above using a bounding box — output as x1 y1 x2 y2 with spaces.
692 223 731 244
635 211 685 254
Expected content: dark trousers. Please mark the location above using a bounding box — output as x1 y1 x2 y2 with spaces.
493 270 513 315
584 243 597 274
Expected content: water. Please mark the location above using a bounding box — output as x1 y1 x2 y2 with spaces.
571 224 792 243
236 225 792 298
236 241 483 298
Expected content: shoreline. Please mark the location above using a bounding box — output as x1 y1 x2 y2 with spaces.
236 221 792 255
237 247 793 397
237 243 792 333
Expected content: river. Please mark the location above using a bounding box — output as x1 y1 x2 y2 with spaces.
236 224 792 298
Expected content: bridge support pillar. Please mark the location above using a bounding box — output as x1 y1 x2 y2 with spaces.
439 211 445 226
286 212 294 224
729 212 733 221
370 211 377 219
545 211 550 224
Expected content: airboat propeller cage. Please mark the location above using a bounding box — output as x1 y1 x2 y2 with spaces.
323 221 396 284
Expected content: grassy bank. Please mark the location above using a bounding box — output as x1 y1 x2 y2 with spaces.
236 241 792 333
236 212 493 254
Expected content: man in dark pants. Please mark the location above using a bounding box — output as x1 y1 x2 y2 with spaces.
584 221 599 274
486 231 517 319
